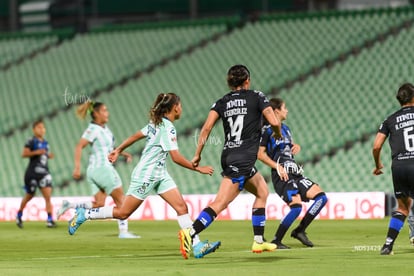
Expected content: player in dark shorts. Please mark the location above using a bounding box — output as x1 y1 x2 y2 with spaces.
178 64 282 258
373 83 414 255
16 119 56 228
258 98 327 249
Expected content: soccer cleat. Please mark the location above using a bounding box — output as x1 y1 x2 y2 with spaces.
291 229 314 247
178 228 193 259
251 241 277 253
16 215 23 229
68 208 86 235
46 220 57 228
271 240 290 249
193 240 221 258
118 232 141 239
57 200 71 219
380 244 393 255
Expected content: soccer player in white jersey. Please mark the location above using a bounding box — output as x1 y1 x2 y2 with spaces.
57 100 138 238
68 93 220 258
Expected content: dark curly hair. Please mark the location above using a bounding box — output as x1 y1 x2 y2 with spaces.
227 64 250 89
396 83 414 106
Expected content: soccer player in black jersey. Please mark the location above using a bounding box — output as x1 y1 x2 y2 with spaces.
16 119 56 228
258 98 327 249
178 64 282 258
373 83 414 255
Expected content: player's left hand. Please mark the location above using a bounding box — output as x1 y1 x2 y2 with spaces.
108 150 119 163
196 165 214 176
191 155 201 167
373 167 383 175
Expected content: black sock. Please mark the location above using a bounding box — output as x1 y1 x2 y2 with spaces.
274 224 289 243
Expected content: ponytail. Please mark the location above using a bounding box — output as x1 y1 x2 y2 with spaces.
149 93 180 126
76 101 103 120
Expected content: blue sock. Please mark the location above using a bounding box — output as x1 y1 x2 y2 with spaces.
274 204 302 242
281 205 302 228
252 208 266 236
192 207 217 236
389 212 405 232
308 193 328 216
385 211 406 246
17 211 23 218
296 193 327 232
47 213 53 222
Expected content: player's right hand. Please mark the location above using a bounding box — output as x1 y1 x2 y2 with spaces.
72 168 81 180
36 149 47 155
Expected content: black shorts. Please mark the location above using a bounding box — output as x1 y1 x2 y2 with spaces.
221 151 258 190
24 170 53 195
391 163 414 199
271 170 317 203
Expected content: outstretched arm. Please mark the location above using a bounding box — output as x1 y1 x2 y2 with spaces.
192 110 219 167
73 138 90 179
109 130 146 163
372 132 387 175
170 150 214 175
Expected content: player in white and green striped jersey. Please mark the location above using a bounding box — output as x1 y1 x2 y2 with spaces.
58 100 139 238
68 93 220 258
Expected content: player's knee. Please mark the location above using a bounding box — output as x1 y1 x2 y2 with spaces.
175 203 189 216
116 210 131 220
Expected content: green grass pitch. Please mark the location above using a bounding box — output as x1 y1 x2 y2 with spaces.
0 219 411 275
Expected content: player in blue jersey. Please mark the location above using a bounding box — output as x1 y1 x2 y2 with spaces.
57 100 138 238
68 93 220 258
258 98 327 249
373 83 414 255
16 119 56 228
178 64 282 258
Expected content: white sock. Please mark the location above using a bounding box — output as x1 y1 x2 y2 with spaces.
118 219 128 233
85 206 114 220
70 201 93 209
177 214 200 245
254 235 264 243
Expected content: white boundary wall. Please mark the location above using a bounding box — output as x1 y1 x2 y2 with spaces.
0 192 384 221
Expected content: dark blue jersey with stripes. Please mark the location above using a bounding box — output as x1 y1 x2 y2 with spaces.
24 136 50 175
260 123 295 166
